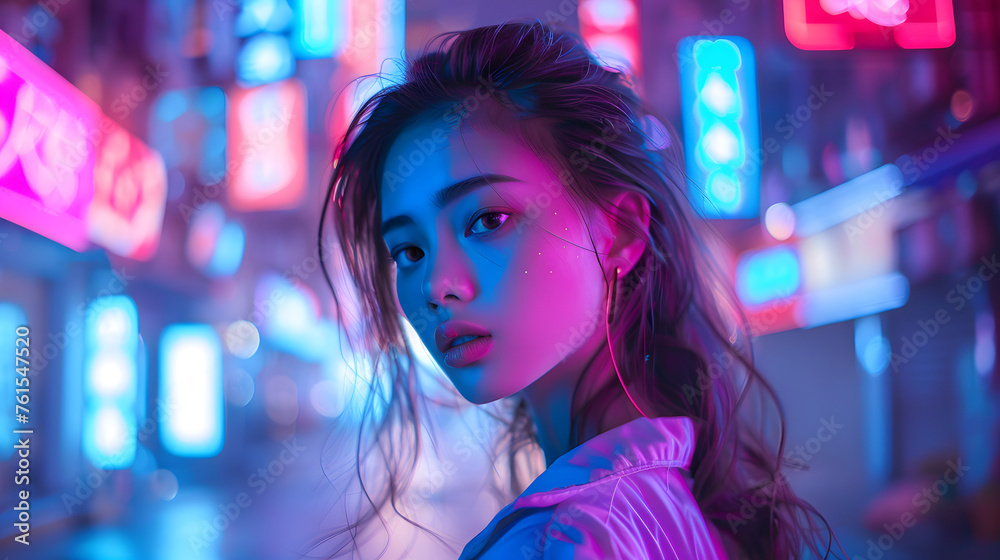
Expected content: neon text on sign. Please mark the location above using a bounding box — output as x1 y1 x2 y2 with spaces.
89 118 168 261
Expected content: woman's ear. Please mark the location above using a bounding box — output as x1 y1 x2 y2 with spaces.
604 190 651 278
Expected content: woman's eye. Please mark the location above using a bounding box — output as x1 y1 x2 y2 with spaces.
469 211 511 235
392 246 424 265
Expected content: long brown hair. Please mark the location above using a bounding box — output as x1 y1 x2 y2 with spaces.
316 20 842 559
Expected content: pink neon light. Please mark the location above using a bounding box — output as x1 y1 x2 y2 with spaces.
578 0 643 78
0 31 97 251
227 80 307 211
89 118 168 261
0 31 168 259
783 0 955 50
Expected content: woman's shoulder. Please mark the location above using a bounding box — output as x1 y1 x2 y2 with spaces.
467 468 729 559
460 417 730 559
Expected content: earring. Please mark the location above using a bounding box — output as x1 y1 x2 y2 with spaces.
607 266 620 326
605 265 650 419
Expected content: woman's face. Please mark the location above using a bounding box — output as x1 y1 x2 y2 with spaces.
379 108 616 405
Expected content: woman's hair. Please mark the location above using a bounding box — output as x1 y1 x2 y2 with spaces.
316 19 841 560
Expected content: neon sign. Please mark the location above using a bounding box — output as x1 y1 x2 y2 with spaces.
227 79 306 211
678 36 761 219
783 0 956 50
0 31 96 251
0 31 168 259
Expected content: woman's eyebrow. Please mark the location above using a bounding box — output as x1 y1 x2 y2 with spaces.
430 173 523 209
381 173 524 234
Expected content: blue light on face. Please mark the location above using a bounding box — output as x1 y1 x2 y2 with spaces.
237 33 295 86
83 296 139 470
159 324 225 457
678 36 761 219
735 245 801 306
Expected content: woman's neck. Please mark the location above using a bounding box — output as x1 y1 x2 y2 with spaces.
519 340 644 468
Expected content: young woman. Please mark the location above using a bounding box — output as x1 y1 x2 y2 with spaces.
318 20 844 559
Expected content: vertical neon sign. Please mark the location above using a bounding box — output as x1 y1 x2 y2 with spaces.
159 324 224 457
83 296 139 469
678 36 761 219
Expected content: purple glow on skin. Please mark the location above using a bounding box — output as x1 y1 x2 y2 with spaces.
380 105 623 408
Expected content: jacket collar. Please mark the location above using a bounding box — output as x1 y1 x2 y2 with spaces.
512 415 696 506
461 416 697 558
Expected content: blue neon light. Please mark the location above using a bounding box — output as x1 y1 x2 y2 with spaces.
83 296 139 469
237 33 295 86
159 324 225 457
735 245 800 306
678 36 761 219
291 0 347 58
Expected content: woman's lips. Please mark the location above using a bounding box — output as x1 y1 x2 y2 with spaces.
444 335 494 368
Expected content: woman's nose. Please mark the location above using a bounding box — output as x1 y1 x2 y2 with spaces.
421 240 476 309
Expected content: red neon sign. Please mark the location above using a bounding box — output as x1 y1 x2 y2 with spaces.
783 0 956 50
579 0 643 78
89 119 168 261
227 80 307 211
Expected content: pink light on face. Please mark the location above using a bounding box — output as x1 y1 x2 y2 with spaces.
89 118 168 260
0 31 97 251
